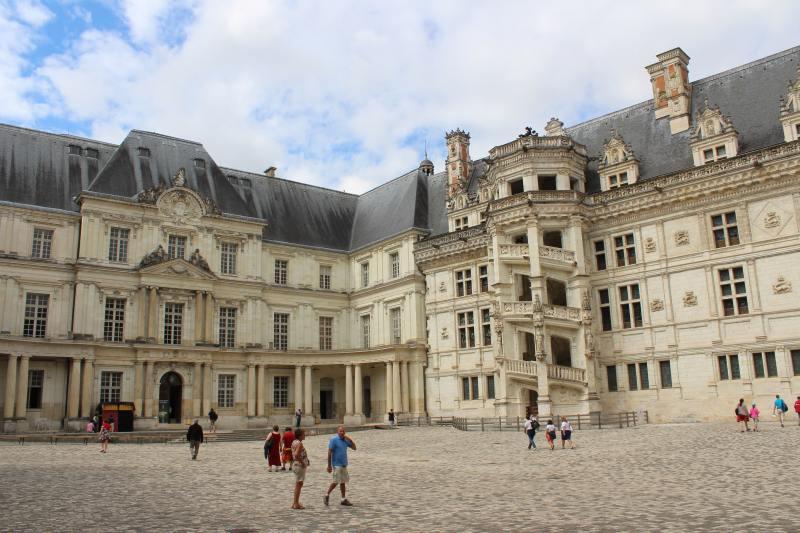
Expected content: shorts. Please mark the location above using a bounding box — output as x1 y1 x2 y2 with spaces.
547 431 556 442
562 430 572 440
736 414 748 422
292 463 306 482
332 466 350 484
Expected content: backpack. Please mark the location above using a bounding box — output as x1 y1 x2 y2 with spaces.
532 419 540 430
781 400 789 413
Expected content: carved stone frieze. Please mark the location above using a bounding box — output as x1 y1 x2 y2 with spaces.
644 237 656 253
674 230 690 246
650 298 664 312
682 291 698 307
440 327 449 339
772 276 792 294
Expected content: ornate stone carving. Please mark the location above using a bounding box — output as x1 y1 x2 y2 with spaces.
691 99 737 141
650 298 664 312
137 185 166 204
674 230 690 246
682 291 698 307
440 327 449 339
772 276 792 294
172 167 186 187
139 245 166 268
763 211 781 228
188 249 211 272
599 130 637 169
644 237 656 253
158 190 203 225
438 281 446 293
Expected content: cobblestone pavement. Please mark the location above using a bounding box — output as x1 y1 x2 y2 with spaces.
1 421 799 532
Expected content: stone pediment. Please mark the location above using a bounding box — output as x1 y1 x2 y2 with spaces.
139 258 217 280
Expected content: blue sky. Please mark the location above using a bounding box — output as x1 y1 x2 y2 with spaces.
1 0 799 193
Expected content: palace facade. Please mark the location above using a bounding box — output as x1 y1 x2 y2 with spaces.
1 46 800 431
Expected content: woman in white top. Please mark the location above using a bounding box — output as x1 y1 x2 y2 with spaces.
544 420 557 450
560 417 574 449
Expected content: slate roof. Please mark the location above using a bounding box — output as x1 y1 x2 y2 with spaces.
1 45 798 247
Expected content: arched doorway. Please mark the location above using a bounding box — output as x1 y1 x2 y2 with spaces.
158 372 183 423
319 377 335 420
526 390 539 418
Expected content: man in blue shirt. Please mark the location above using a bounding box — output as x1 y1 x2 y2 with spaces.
324 425 357 506
772 394 788 427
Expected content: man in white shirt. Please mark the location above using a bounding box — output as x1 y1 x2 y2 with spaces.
523 417 536 449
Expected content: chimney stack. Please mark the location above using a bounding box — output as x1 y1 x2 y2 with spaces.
264 166 277 177
445 129 471 197
646 48 691 134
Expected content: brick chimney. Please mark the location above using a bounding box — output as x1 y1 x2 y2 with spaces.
264 166 277 177
646 48 692 134
445 129 471 197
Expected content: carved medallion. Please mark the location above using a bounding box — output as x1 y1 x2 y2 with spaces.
439 281 447 293
674 231 690 246
440 327 449 339
682 291 698 307
650 298 664 312
773 276 792 294
644 238 656 253
763 211 781 228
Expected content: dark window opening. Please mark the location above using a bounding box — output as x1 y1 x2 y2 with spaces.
513 234 528 244
137 147 151 158
509 179 524 195
551 336 572 367
523 332 536 361
607 366 618 392
543 231 562 248
518 275 532 302
537 175 557 190
546 278 567 307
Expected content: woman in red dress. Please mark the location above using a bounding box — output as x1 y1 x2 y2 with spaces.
265 425 282 472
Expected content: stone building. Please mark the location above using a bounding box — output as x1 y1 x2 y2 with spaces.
1 45 800 431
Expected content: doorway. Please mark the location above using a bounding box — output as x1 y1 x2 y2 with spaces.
363 376 372 418
319 377 334 420
526 390 539 417
158 371 182 423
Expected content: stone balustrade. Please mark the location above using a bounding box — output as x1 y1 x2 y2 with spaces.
547 364 586 383
504 359 538 377
497 243 529 260
538 245 576 264
541 304 582 321
500 301 581 322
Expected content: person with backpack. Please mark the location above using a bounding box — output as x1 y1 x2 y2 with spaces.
772 394 788 428
264 425 282 472
545 419 557 450
186 420 204 460
208 408 218 433
523 416 536 449
735 398 750 432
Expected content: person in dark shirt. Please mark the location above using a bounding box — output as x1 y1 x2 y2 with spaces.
187 420 204 460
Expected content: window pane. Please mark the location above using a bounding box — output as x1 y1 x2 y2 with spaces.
791 350 800 376
486 376 495 399
752 353 765 378
765 352 778 377
462 378 470 400
659 360 672 388
639 362 649 390
627 364 637 391
730 355 740 380
718 356 729 380
607 366 618 392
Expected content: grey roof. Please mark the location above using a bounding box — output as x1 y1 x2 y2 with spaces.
567 45 800 192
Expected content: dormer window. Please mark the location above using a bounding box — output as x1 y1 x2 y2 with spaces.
68 145 81 156
690 100 738 166
85 148 99 159
194 158 205 169
608 172 629 189
780 66 800 142
454 216 469 231
598 131 639 192
138 147 151 158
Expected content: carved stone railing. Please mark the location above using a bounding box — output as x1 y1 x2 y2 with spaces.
489 190 583 213
489 135 583 159
538 245 575 264
414 225 486 252
541 304 582 322
547 364 586 383
505 359 538 378
414 225 489 264
498 243 529 260
500 301 535 319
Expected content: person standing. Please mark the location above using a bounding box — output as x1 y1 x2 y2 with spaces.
388 409 396 427
545 420 556 450
98 419 111 453
735 399 750 432
208 408 218 433
324 426 356 507
86 420 95 433
749 403 760 432
794 396 800 426
187 420 204 460
772 394 788 428
560 417 575 449
281 426 295 471
523 417 536 449
295 408 303 428
265 425 282 472
291 429 309 510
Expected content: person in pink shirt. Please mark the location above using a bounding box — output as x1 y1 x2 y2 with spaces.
749 403 760 432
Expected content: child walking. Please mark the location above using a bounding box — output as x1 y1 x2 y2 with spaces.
749 402 760 431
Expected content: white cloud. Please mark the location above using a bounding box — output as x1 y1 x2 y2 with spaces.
14 0 53 27
10 0 800 192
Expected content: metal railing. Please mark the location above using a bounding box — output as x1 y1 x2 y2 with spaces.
449 411 647 432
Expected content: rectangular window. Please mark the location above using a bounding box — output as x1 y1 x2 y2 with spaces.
792 349 800 376
462 377 470 400
194 158 206 169
481 308 492 346
164 303 184 345
137 147 150 158
471 376 479 399
220 242 237 274
479 265 489 293
23 293 49 338
218 374 235 408
390 308 402 344
68 144 81 155
538 175 557 190
319 316 333 350
461 377 479 400
752 351 777 378
627 363 638 391
607 365 618 392
108 227 130 263
614 233 636 267
486 376 495 399
457 311 476 349
719 266 748 316
361 315 371 349
598 288 612 331
218 307 236 348
594 240 607 271
718 354 741 380
103 298 126 342
273 376 289 408
389 252 400 279
454 216 469 231
31 228 53 259
455 269 473 297
509 179 524 195
711 212 739 248
85 148 99 159
360 262 369 288
167 235 186 259
273 313 289 350
274 259 288 285
608 172 629 189
638 362 649 390
319 265 331 289
659 360 672 388
99 371 122 403
27 369 44 409
619 283 642 329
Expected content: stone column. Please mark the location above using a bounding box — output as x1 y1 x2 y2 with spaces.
204 292 214 343
304 366 313 416
137 287 148 339
247 364 256 417
392 361 401 414
134 361 144 417
145 361 155 417
400 361 410 413
3 354 18 419
354 365 363 416
294 366 303 412
80 358 94 418
66 357 80 419
194 291 204 342
410 361 425 414
147 287 158 340
345 364 354 415
202 363 212 414
385 362 393 414
193 362 202 418
256 364 265 417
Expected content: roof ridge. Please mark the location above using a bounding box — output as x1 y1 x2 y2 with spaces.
129 129 203 146
0 122 118 147
219 166 359 197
